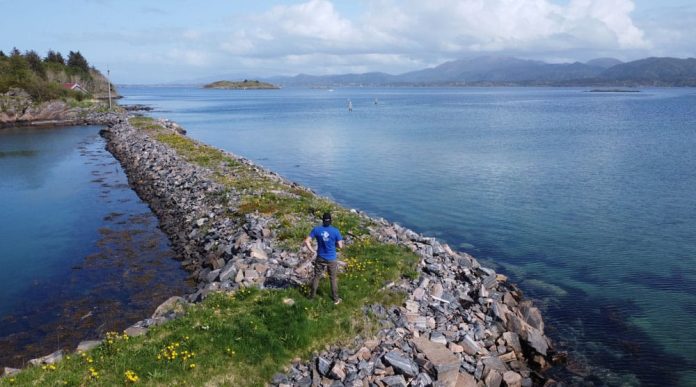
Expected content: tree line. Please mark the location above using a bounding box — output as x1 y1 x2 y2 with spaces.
0 48 96 102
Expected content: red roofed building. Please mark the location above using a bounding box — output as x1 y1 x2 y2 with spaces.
62 82 88 93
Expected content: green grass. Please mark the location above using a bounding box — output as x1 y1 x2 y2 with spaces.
0 118 421 386
1 241 418 386
141 119 370 250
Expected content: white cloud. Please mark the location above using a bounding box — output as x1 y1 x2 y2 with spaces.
632 5 696 58
263 0 355 41
216 0 650 73
566 0 649 49
114 0 696 81
167 48 210 66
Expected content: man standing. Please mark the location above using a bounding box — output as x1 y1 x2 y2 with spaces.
303 212 344 304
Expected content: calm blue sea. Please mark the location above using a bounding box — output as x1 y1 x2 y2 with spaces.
121 85 696 386
0 125 191 367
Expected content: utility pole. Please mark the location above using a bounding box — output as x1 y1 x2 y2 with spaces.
107 66 112 110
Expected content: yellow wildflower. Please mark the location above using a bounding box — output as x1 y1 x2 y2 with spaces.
125 370 139 383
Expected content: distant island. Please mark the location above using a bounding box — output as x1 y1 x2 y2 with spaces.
588 89 641 93
203 80 279 90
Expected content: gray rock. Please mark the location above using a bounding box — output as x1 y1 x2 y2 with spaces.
271 373 289 384
483 356 507 374
503 332 522 354
219 262 237 282
525 326 549 356
2 367 20 377
28 350 63 366
124 325 148 337
317 356 332 376
503 371 522 387
431 283 444 298
358 360 374 374
413 287 426 301
430 331 447 345
519 302 544 332
295 376 312 387
405 300 420 313
235 269 245 283
483 274 497 289
381 375 407 387
412 337 459 385
484 369 502 387
412 372 433 387
457 372 477 387
152 296 188 320
244 269 259 280
383 351 419 377
76 340 102 353
206 269 221 282
460 334 481 356
250 245 268 260
432 241 446 255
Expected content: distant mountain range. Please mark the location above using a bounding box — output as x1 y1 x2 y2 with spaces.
262 56 696 87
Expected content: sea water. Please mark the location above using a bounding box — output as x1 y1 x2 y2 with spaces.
121 86 696 386
0 125 191 367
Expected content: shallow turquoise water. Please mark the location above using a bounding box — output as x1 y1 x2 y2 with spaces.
0 125 190 367
121 86 696 385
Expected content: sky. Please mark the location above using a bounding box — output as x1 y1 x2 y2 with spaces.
2 0 695 84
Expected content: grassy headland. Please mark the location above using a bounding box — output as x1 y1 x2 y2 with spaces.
0 117 418 386
203 80 279 90
0 48 114 103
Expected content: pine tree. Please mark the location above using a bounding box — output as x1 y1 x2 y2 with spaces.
67 50 89 73
7 48 32 84
45 49 66 65
24 50 47 79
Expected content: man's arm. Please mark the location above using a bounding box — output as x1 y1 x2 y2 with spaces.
303 236 316 254
337 240 344 249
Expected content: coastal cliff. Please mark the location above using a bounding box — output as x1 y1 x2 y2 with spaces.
1 113 560 386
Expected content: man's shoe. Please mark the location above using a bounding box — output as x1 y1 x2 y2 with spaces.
333 298 342 305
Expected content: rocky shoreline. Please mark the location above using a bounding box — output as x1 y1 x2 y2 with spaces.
0 88 120 129
3 111 563 385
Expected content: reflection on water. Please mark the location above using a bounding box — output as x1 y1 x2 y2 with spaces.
0 126 192 367
121 86 696 385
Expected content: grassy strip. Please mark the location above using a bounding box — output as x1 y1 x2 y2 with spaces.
148 120 369 250
0 118 420 386
2 241 417 386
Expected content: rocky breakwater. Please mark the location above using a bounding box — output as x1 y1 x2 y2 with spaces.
97 117 562 386
278 229 562 387
0 88 120 128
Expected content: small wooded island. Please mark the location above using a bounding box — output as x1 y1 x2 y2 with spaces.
203 80 279 89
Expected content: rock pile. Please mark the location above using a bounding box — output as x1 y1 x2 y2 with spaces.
100 116 559 385
102 118 314 303
277 220 556 386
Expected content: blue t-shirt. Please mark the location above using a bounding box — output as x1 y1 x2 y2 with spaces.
309 225 343 260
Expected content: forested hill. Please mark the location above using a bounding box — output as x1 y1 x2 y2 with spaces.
0 48 116 102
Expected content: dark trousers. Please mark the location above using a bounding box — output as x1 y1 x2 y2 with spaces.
311 256 339 301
